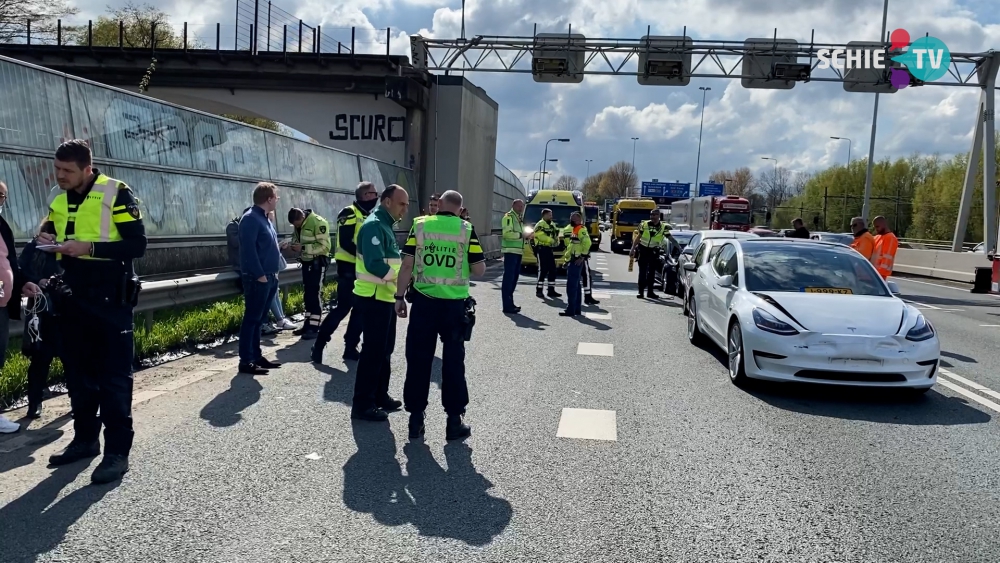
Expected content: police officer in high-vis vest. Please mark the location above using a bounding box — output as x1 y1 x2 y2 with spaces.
288 207 331 339
351 184 409 422
532 208 561 299
629 209 673 300
395 190 485 441
312 182 378 364
41 139 147 484
500 200 531 313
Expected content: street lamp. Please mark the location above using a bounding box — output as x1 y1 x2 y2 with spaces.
694 86 711 187
585 159 593 179
541 138 570 190
630 137 639 169
830 136 852 168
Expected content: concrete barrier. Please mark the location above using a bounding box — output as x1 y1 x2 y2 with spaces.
892 248 993 283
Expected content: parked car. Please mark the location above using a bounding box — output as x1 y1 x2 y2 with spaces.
676 230 758 299
684 238 939 392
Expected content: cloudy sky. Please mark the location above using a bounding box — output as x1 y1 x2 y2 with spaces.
75 0 1000 189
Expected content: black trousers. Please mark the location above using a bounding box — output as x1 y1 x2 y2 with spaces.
636 246 657 294
580 258 593 296
403 291 469 416
26 313 59 407
302 259 327 327
315 268 362 350
60 294 135 455
534 246 557 289
353 296 396 413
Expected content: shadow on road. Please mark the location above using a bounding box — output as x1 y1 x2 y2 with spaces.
0 462 118 561
508 314 549 331
199 374 263 427
0 414 71 475
342 421 512 546
698 341 991 426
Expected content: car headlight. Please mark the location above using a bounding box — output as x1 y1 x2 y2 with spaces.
752 308 799 335
905 314 935 342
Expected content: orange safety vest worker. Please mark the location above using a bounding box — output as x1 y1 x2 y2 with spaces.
851 231 876 261
872 231 899 280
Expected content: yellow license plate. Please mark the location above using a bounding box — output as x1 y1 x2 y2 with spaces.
804 287 853 294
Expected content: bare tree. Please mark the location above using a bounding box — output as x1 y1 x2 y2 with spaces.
761 166 793 209
69 2 183 49
582 172 605 202
552 175 580 192
709 166 756 197
599 161 638 199
0 0 78 42
790 171 812 197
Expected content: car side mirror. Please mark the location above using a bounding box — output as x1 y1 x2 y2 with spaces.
683 262 698 272
886 281 900 295
717 275 734 288
682 248 694 255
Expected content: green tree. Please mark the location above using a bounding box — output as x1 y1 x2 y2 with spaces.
70 1 202 48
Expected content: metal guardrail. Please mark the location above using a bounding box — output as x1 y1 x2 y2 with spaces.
8 262 334 338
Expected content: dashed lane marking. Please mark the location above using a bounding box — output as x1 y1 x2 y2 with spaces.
594 282 611 287
556 408 618 441
939 368 1000 402
936 378 1000 414
590 292 612 300
577 342 614 356
980 324 1000 327
584 312 612 321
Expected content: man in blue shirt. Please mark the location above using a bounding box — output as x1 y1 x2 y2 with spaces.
238 182 284 375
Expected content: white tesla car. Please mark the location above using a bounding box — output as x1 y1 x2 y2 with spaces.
684 238 940 391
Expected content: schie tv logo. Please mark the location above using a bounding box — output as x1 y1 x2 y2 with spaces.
816 29 952 89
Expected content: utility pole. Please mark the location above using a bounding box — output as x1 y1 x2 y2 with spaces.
862 0 891 222
694 86 711 187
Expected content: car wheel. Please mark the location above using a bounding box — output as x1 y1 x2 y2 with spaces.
727 320 748 387
687 293 706 345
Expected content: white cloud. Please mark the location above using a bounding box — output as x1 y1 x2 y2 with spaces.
65 0 999 183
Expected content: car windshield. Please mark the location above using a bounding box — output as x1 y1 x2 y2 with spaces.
672 233 694 247
718 212 751 225
616 209 654 226
741 242 889 297
524 205 577 229
585 207 599 224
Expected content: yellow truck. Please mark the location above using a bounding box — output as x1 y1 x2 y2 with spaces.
520 188 585 271
610 198 658 253
584 201 602 247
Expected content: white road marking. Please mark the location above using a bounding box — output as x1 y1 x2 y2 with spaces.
577 342 614 356
584 312 612 320
894 276 999 297
594 267 609 271
936 378 1000 414
304 452 323 460
939 369 1000 402
594 282 611 287
590 292 611 299
980 324 1000 327
903 299 941 310
556 408 618 441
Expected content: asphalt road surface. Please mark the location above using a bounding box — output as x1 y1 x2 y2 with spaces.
2 239 1000 562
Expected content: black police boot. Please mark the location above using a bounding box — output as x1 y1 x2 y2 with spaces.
27 402 43 419
311 344 325 364
377 396 403 412
585 294 600 305
408 412 426 440
49 440 100 466
300 326 318 340
351 407 389 422
647 291 660 299
342 347 361 361
536 287 544 298
91 454 129 484
446 414 472 441
547 287 561 298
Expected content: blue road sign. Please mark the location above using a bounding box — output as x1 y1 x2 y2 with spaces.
698 182 724 196
642 182 690 198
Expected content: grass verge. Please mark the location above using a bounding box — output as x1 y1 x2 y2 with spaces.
0 281 337 410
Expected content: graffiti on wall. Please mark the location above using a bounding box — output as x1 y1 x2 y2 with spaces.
329 114 405 143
